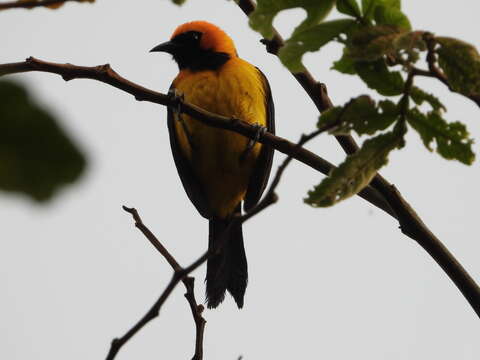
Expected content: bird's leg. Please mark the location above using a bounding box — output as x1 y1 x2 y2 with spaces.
239 123 267 163
168 88 196 150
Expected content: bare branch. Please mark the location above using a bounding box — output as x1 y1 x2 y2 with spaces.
108 207 206 360
0 57 394 217
0 0 87 11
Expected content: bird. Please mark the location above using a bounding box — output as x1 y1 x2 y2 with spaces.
150 21 274 309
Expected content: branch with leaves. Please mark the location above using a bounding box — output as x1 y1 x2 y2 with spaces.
2 54 479 319
0 56 392 216
239 0 480 316
2 0 480 358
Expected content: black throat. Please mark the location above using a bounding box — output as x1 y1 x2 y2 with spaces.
173 49 231 71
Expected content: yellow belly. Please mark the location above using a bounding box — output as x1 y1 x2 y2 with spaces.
173 58 267 218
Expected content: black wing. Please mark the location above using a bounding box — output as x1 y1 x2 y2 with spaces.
243 69 275 211
167 84 212 219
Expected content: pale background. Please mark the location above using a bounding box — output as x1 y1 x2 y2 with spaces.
1 1 479 359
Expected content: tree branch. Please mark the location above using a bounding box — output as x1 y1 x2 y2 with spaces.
107 206 206 360
2 54 478 317
236 0 480 317
0 56 394 218
0 0 85 11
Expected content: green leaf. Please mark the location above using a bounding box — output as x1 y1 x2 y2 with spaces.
347 25 402 61
347 26 423 62
305 128 404 207
337 0 362 19
332 49 357 74
410 86 446 112
317 95 399 135
0 80 86 202
355 59 404 96
436 37 480 99
249 0 336 39
406 108 475 165
362 0 401 21
279 19 356 72
374 5 411 30
171 0 187 5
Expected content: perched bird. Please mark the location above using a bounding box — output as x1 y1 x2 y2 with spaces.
150 21 274 309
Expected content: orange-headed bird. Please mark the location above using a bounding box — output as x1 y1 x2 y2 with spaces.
150 21 274 309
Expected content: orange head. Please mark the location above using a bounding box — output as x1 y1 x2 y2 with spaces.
150 21 237 71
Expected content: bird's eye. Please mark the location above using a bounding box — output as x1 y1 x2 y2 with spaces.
191 32 201 41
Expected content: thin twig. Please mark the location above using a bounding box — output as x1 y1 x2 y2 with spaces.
107 207 206 360
0 57 393 217
110 129 330 358
0 0 85 11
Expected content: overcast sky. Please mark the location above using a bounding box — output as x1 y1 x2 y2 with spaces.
1 1 480 359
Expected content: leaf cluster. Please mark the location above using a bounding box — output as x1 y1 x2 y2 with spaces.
248 0 479 207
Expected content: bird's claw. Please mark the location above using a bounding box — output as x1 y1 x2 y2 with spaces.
168 88 184 114
239 123 267 162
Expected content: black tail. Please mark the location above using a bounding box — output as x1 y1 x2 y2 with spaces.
206 216 248 309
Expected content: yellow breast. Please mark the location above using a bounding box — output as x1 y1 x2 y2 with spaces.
172 58 267 218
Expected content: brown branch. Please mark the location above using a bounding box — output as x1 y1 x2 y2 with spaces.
2 56 478 317
0 0 84 11
0 56 394 218
236 0 480 318
237 0 358 155
108 206 206 360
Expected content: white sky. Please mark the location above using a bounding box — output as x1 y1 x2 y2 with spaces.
1 1 479 359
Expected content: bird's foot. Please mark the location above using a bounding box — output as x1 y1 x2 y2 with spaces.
239 123 267 163
168 88 184 115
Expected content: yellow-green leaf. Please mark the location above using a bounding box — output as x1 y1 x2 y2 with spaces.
305 128 404 207
337 0 362 19
406 108 475 165
436 37 480 99
355 59 404 96
318 95 399 135
279 19 356 72
249 0 336 39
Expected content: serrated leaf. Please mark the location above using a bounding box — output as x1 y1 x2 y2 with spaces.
348 25 403 61
305 129 404 207
410 86 446 112
318 95 399 135
374 5 411 30
436 37 480 99
249 0 336 40
279 19 356 72
355 59 404 96
0 80 87 201
337 0 362 19
347 26 423 63
332 49 357 74
406 108 475 165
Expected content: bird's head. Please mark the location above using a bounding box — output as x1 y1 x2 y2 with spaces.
150 21 237 71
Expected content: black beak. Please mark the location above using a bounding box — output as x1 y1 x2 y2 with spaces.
149 41 179 54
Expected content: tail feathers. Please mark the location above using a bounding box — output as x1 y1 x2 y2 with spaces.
206 217 248 309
